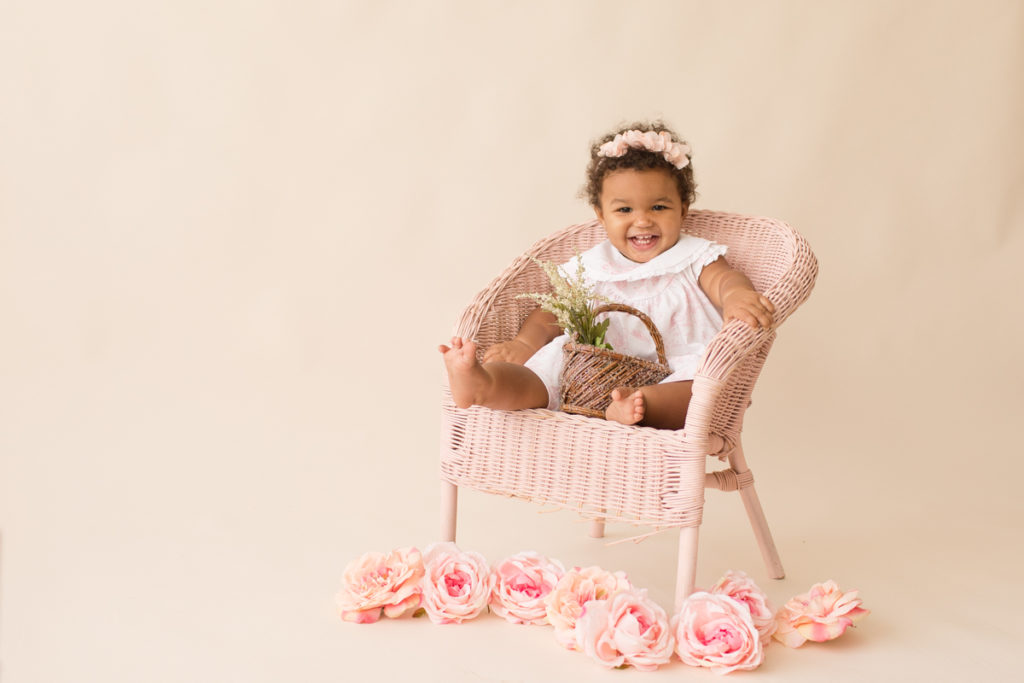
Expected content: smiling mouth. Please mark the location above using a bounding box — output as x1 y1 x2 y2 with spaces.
629 234 659 250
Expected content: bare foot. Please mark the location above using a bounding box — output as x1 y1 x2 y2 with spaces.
439 337 493 408
606 387 645 425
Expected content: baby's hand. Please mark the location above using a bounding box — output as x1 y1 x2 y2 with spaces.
722 289 776 329
482 338 536 364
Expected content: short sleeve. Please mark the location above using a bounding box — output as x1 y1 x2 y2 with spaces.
687 241 728 280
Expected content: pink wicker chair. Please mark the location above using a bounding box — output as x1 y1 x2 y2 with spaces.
439 210 817 610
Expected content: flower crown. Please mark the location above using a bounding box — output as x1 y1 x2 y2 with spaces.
597 130 691 169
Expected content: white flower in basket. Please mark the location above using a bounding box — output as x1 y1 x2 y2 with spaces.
517 257 613 349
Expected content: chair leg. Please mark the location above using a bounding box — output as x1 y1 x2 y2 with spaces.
588 518 606 538
728 444 784 579
674 526 699 613
440 481 458 542
739 484 785 579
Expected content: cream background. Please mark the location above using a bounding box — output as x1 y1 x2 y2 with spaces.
1 1 1022 681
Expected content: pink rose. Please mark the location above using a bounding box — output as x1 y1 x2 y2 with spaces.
773 580 869 648
489 551 564 625
674 591 764 674
420 542 491 625
545 566 632 649
335 547 424 624
575 588 675 671
709 570 777 644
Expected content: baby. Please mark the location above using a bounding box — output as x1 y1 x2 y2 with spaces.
440 122 774 430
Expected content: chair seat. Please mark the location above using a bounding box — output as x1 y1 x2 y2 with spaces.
441 397 707 528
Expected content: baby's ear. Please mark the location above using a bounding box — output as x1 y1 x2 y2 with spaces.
593 206 605 224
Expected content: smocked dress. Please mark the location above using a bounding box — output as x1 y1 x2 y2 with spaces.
523 234 728 410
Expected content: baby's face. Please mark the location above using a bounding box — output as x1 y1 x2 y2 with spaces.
594 169 687 263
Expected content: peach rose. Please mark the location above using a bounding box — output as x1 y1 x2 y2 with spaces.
674 591 764 674
489 551 564 625
575 588 675 671
420 542 492 625
545 566 632 649
709 570 777 644
335 547 424 624
773 580 869 648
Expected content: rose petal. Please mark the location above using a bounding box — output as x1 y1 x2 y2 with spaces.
340 607 382 624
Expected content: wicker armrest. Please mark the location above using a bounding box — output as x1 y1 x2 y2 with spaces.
695 318 775 382
453 255 548 348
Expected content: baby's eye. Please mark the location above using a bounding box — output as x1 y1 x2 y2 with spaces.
652 204 668 211
616 207 632 213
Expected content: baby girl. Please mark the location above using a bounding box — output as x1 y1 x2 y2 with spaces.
440 122 774 430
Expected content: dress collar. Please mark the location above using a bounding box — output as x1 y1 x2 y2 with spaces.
573 234 718 283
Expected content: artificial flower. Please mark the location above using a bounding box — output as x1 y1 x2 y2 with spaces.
575 588 675 671
773 580 869 648
597 129 691 169
335 547 424 624
545 565 632 649
420 542 492 624
709 570 777 644
674 591 764 674
490 551 565 625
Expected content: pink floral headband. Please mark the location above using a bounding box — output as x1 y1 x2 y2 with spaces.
597 130 691 169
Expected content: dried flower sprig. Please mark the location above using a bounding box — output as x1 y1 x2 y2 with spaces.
518 257 613 350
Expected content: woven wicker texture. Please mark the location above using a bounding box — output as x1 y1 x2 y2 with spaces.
440 210 817 531
560 303 672 418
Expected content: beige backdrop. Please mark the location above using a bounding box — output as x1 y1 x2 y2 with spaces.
2 1 1022 681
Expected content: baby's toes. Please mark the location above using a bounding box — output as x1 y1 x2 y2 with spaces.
632 393 646 420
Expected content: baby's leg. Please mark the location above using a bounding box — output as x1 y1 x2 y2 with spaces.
606 381 694 430
439 337 549 410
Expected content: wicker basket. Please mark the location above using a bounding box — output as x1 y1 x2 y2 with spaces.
559 303 672 418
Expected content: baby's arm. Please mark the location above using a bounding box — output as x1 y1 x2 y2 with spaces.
482 308 562 364
698 257 775 329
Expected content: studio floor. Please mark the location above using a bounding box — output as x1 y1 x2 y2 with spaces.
2 1 1022 681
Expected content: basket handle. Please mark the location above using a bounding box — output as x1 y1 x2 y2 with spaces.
592 303 669 366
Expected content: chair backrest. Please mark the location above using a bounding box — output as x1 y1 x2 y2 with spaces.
685 212 803 298
455 211 816 445
459 210 814 346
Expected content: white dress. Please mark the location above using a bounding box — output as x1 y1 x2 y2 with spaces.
523 234 727 410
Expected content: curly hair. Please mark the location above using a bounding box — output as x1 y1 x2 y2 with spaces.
582 120 696 209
